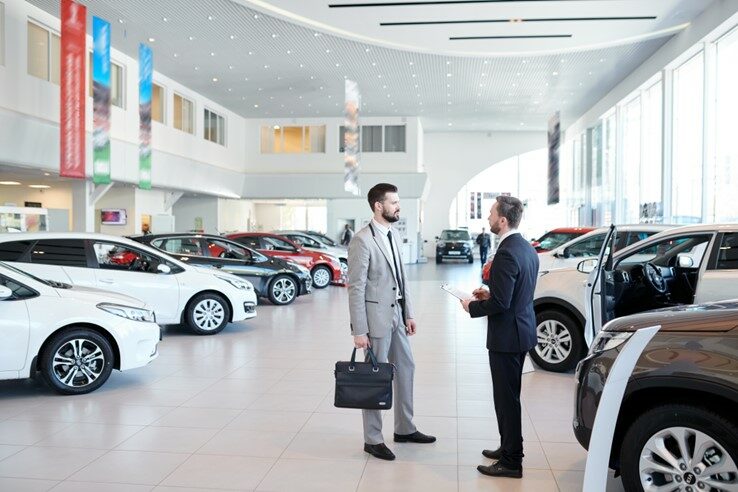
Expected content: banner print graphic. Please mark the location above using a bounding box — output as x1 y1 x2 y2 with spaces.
92 16 111 184
344 79 361 196
59 0 86 179
548 111 561 205
139 44 153 190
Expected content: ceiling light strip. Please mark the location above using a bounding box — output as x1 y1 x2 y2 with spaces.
381 16 657 26
330 0 574 7
451 34 573 40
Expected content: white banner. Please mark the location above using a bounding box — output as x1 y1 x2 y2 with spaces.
344 79 361 195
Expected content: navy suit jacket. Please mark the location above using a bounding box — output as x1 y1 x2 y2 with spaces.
469 233 539 353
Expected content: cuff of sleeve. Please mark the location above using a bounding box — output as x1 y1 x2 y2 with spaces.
468 301 484 318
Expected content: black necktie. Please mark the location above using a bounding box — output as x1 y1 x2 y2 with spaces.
387 230 403 296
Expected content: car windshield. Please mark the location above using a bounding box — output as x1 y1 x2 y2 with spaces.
537 232 581 250
0 261 52 286
441 231 470 241
310 233 337 247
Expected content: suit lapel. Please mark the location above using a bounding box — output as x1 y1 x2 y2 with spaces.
372 233 395 271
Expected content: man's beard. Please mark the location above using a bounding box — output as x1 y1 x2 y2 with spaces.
489 220 502 234
382 210 400 223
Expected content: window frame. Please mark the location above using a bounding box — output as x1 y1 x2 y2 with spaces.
383 125 407 152
173 92 195 135
27 19 59 83
0 274 39 301
0 2 5 67
203 107 226 146
152 82 166 124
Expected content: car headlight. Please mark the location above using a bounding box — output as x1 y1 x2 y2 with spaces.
588 331 633 356
97 303 156 323
216 275 253 291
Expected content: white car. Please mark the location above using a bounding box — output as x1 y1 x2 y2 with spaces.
532 223 738 372
0 233 257 335
536 224 672 272
272 231 348 274
0 262 160 394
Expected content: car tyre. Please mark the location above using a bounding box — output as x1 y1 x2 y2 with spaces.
311 265 332 289
40 328 114 395
529 309 583 372
436 256 442 264
268 274 298 305
185 292 231 335
620 404 738 492
467 255 474 264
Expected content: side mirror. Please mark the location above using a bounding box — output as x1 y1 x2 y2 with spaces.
435 236 440 240
677 254 694 268
0 285 13 300
558 247 571 259
577 259 598 274
157 264 172 274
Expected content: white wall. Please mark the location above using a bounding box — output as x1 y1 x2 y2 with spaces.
172 196 220 234
0 184 74 229
94 185 136 236
218 198 254 233
422 131 546 257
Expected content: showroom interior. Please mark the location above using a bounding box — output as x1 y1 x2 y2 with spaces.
1 0 738 491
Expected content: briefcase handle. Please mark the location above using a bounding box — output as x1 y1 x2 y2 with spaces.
349 347 380 373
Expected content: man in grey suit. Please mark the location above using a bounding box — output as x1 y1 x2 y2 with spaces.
348 183 436 461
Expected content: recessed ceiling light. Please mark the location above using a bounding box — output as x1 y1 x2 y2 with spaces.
244 77 249 81
258 87 263 91
273 125 280 130
194 66 199 71
560 59 566 63
208 15 213 20
272 33 278 38
263 65 269 69
588 71 593 75
448 123 453 126
229 65 234 70
173 53 179 58
44 173 51 176
254 104 259 108
248 51 254 55
230 35 235 40
310 76 314 80
446 73 452 77
372 62 376 66
228 88 232 92
188 36 194 41
522 60 528 64
325 49 331 54
148 37 155 42
484 60 488 64
313 32 321 37
162 17 168 22
299 64 304 68
552 71 559 76
212 77 218 82
286 50 291 54
520 122 525 126
600 58 606 62
0 181 21 186
365 48 371 52
210 52 216 56
29 185 51 189
335 63 340 67
377 75 382 78
254 14 259 19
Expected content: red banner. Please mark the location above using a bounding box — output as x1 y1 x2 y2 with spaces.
60 0 87 179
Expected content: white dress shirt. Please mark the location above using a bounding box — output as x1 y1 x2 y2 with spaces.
371 219 403 300
498 229 520 245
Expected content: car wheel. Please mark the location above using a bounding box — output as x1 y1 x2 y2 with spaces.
467 255 474 264
40 328 114 395
620 404 738 492
311 265 332 289
186 292 231 335
436 256 442 264
339 259 348 276
529 309 583 372
268 274 298 305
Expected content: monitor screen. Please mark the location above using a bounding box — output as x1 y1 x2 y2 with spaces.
101 209 127 225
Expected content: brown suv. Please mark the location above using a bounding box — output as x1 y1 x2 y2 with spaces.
573 301 738 491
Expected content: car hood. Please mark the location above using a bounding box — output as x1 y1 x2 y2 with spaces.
56 285 147 309
604 300 738 333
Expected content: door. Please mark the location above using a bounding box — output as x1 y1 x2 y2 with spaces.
0 275 33 372
585 225 617 344
696 232 738 303
261 236 311 268
203 238 270 293
91 241 181 323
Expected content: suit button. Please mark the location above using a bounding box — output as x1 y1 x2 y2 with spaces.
391 304 395 307
392 287 396 291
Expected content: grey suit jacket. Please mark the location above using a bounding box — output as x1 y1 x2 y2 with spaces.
348 222 414 338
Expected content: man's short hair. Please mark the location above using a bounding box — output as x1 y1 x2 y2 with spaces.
496 196 524 229
367 183 398 212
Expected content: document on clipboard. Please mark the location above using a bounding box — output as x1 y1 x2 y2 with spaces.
441 283 472 301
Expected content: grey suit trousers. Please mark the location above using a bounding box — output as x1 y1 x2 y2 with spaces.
363 302 417 445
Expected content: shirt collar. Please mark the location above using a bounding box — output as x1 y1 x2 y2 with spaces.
499 229 520 244
371 219 391 237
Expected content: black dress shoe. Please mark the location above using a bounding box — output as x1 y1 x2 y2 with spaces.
393 431 437 443
364 443 396 461
477 461 523 478
482 448 502 460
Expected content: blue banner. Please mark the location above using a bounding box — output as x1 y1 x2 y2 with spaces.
139 43 152 190
92 16 111 184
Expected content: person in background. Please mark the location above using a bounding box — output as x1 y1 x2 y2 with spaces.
476 227 491 264
341 224 354 246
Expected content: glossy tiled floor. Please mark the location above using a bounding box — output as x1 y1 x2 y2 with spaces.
0 262 626 491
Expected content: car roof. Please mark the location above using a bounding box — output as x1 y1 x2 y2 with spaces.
613 223 738 258
136 233 225 241
545 227 596 234
227 232 300 246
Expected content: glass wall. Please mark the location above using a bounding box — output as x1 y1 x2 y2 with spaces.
640 81 663 222
621 96 641 223
713 27 738 222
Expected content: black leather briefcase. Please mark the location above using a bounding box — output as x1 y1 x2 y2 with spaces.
334 348 394 410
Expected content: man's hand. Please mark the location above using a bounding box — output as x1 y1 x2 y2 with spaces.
354 335 371 349
405 318 417 336
460 298 473 313
473 287 491 300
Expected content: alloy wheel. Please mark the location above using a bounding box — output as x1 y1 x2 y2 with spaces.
52 339 106 388
313 268 331 288
273 278 296 303
534 319 572 364
193 298 226 331
639 426 738 491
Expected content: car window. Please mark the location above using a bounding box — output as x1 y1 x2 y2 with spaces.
288 235 321 248
263 237 296 251
232 236 262 250
30 239 88 267
154 238 203 256
619 235 712 267
537 233 578 250
441 230 470 241
0 274 37 299
624 231 657 248
0 241 32 261
566 234 605 258
716 233 738 270
205 239 251 260
93 242 164 273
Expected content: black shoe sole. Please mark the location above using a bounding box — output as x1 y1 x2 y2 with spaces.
477 466 522 478
364 447 395 461
393 435 437 443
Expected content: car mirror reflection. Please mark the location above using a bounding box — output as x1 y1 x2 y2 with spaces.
577 259 598 274
0 285 13 300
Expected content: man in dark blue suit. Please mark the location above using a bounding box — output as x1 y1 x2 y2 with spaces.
461 195 539 479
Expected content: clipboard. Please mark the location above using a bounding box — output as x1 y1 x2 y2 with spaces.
441 283 472 301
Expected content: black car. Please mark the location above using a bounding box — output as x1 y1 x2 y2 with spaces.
435 229 474 264
574 301 738 490
132 234 312 305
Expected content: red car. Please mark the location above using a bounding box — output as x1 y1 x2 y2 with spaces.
226 232 345 289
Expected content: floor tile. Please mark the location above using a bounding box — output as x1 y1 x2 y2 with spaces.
161 455 274 490
541 442 588 471
68 450 189 485
116 426 219 454
256 458 365 492
50 482 153 492
0 444 25 461
0 477 59 491
248 394 323 413
198 429 296 458
357 462 458 492
226 410 312 433
0 421 71 446
458 466 559 492
35 423 143 449
152 406 241 428
282 433 368 462
0 446 105 480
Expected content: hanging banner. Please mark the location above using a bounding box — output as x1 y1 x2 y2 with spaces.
59 0 86 179
547 111 561 205
92 17 111 184
344 79 360 196
139 43 153 190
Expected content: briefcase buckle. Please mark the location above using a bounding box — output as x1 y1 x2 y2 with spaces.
372 367 379 373
349 366 355 372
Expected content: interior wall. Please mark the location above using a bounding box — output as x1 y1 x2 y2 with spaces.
253 203 284 232
172 196 220 234
0 184 73 230
94 185 136 236
218 198 255 233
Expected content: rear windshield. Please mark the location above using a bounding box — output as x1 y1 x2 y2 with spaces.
441 231 470 241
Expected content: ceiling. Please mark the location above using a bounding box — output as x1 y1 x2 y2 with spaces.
27 0 714 131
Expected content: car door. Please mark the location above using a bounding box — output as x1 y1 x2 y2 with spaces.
585 225 617 344
203 238 270 293
90 240 181 323
0 274 34 373
695 232 738 303
152 237 209 268
262 236 311 268
8 238 92 285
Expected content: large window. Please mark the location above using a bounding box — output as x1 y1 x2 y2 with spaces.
87 53 124 108
0 3 5 66
713 28 738 222
204 108 226 146
640 81 663 222
152 83 165 123
384 125 406 152
621 96 642 223
260 125 326 153
27 21 60 84
338 125 406 153
672 52 704 224
173 93 195 134
362 125 382 152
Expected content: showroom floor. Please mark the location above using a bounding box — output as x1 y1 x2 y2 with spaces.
0 261 625 492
